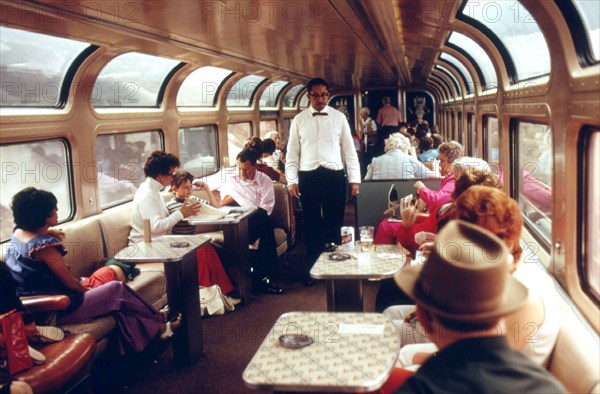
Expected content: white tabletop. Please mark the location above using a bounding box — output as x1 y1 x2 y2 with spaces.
243 312 400 392
186 205 257 225
115 234 210 263
310 244 406 280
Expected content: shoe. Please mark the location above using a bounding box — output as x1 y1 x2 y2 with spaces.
29 346 45 365
159 306 170 320
257 277 284 295
160 313 182 340
29 326 65 343
224 295 241 306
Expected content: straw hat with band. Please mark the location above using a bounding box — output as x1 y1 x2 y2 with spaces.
394 220 528 324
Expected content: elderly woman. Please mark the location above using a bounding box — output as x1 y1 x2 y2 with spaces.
364 133 433 180
414 140 464 210
6 187 180 354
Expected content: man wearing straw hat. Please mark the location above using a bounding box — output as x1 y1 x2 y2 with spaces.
393 220 565 393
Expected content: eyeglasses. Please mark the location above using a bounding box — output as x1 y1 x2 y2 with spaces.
309 92 330 99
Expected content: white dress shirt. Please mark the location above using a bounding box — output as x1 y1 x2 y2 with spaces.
209 167 275 215
286 105 361 184
129 177 183 243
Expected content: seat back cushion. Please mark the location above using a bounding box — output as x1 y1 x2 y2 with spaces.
61 216 105 279
547 290 600 393
271 182 292 234
98 204 132 258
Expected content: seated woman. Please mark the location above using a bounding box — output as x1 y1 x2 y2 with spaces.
417 136 438 163
395 157 494 255
373 141 464 244
166 170 237 300
244 137 285 182
387 186 559 370
375 164 501 313
5 188 179 354
364 133 433 180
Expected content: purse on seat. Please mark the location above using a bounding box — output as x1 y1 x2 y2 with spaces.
383 184 401 219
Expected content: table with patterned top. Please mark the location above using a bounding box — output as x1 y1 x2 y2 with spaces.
243 312 400 393
115 234 210 367
188 206 257 305
310 244 406 312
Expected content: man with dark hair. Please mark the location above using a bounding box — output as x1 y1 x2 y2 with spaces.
286 77 360 285
208 147 283 295
129 150 200 243
392 220 566 393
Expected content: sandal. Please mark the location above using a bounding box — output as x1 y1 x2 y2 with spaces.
159 306 170 320
29 346 46 365
160 314 182 340
29 326 65 344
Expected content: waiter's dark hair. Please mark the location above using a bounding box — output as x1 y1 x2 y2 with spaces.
307 77 329 92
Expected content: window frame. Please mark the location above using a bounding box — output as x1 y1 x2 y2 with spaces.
0 138 75 241
456 0 551 83
509 118 553 251
578 126 600 304
556 0 600 66
95 130 164 209
176 66 234 108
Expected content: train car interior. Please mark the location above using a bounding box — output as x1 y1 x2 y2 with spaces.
0 0 598 393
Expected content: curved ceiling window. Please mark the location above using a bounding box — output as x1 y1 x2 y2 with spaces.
459 0 550 81
93 52 181 108
177 66 232 107
226 75 266 108
283 84 305 108
448 32 497 90
440 53 474 94
299 92 310 109
573 0 600 62
435 65 462 97
0 26 91 108
259 80 289 109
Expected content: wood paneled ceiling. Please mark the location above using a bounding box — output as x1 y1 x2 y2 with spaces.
5 0 462 90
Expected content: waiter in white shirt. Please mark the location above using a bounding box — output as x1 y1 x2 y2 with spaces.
286 78 361 285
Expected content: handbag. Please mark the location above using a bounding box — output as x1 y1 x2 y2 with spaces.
199 285 235 316
0 310 33 375
383 184 401 219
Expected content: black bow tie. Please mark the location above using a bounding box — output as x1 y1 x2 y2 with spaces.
312 112 328 116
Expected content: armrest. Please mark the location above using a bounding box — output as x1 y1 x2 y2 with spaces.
21 295 71 313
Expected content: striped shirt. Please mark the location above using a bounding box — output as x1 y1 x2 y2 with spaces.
166 197 207 235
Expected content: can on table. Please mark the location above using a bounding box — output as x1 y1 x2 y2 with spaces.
340 226 355 248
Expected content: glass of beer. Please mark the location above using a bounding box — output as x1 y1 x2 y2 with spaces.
358 226 374 251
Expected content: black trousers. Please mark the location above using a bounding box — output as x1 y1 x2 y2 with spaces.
299 167 347 268
247 207 279 280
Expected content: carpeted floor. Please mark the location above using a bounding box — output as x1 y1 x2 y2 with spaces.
90 202 382 393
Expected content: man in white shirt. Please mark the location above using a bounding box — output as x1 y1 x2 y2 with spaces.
129 151 200 243
286 77 361 285
209 148 283 295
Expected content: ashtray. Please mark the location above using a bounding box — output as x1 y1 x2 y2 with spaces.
279 334 314 349
170 242 190 248
328 252 351 261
